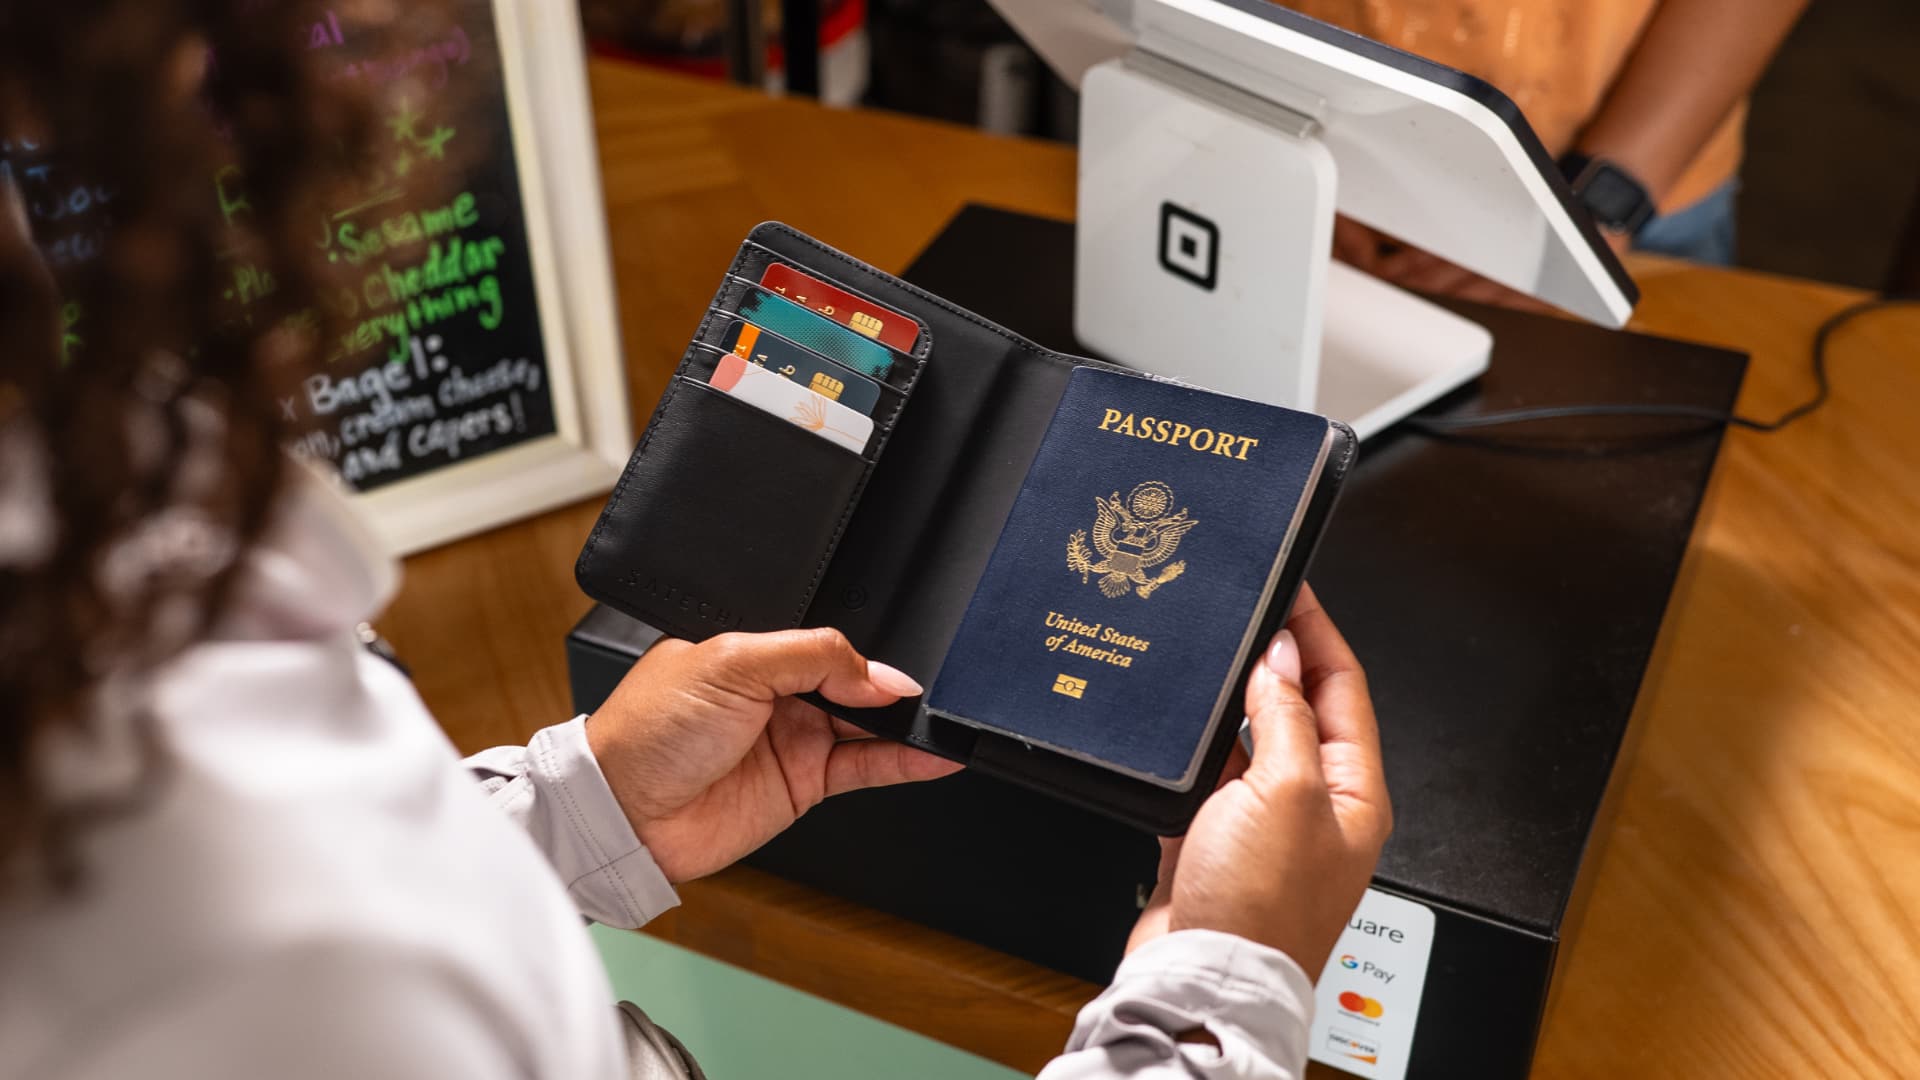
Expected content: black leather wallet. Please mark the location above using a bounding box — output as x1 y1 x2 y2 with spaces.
575 223 1356 833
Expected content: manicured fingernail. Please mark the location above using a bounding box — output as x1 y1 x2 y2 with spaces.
1264 629 1301 687
867 660 924 697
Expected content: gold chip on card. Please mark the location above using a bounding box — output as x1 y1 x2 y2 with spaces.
809 371 845 401
850 311 885 339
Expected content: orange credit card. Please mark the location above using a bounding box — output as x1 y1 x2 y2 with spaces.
759 263 921 353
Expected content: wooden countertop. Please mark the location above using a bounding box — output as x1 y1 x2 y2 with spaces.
381 60 1920 1078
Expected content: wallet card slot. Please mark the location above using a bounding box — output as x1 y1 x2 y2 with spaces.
729 240 936 357
681 342 902 460
708 272 919 395
665 373 863 459
718 266 930 357
706 274 757 318
575 376 871 640
678 341 729 383
687 324 908 461
685 331 911 412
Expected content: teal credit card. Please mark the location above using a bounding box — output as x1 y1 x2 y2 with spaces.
735 286 896 380
721 319 884 416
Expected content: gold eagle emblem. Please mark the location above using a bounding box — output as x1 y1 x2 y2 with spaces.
1067 481 1198 599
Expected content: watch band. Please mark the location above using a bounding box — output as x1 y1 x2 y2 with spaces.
1560 153 1657 237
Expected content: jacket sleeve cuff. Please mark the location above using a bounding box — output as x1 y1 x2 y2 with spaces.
468 716 679 929
1064 928 1315 1074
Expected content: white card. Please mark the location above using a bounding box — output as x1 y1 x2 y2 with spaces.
1308 888 1437 1080
709 353 873 454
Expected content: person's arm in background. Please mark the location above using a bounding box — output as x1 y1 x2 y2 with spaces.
1344 0 1810 306
1573 0 1811 208
1041 586 1391 1079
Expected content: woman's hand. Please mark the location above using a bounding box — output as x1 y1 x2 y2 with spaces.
585 628 961 883
1128 585 1391 979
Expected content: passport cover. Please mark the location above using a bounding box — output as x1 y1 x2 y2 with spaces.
578 222 1355 832
928 367 1335 789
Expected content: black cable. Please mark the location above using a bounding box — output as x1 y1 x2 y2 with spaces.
1403 296 1917 437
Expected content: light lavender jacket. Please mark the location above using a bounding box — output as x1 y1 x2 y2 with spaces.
0 469 1313 1079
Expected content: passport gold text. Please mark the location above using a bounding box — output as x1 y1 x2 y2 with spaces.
1097 408 1259 460
1044 610 1151 669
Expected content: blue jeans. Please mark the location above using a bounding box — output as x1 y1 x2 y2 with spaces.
1634 180 1739 266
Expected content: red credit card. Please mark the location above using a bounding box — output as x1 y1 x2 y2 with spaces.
759 263 921 352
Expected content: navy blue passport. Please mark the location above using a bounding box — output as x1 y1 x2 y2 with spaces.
927 367 1335 790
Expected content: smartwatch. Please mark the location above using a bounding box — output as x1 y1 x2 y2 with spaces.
1560 153 1656 237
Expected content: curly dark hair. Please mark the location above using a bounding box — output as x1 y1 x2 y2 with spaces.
0 2 455 892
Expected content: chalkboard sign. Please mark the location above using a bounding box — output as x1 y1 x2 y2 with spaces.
312 0 629 550
5 0 629 553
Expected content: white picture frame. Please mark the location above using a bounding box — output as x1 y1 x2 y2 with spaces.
353 0 630 555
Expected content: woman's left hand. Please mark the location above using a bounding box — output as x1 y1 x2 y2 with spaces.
585 628 960 882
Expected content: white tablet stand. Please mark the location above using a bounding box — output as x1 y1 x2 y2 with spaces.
1077 50 1490 438
995 0 1639 439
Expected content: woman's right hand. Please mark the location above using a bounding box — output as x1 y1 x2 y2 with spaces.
1127 584 1392 979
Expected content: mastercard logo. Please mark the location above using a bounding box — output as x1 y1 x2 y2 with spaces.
1338 991 1385 1018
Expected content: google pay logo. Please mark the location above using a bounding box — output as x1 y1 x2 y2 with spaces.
1339 955 1359 969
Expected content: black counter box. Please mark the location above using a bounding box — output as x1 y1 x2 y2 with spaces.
566 207 1744 1079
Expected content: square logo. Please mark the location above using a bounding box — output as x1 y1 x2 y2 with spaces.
1158 202 1219 291
1052 674 1088 699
